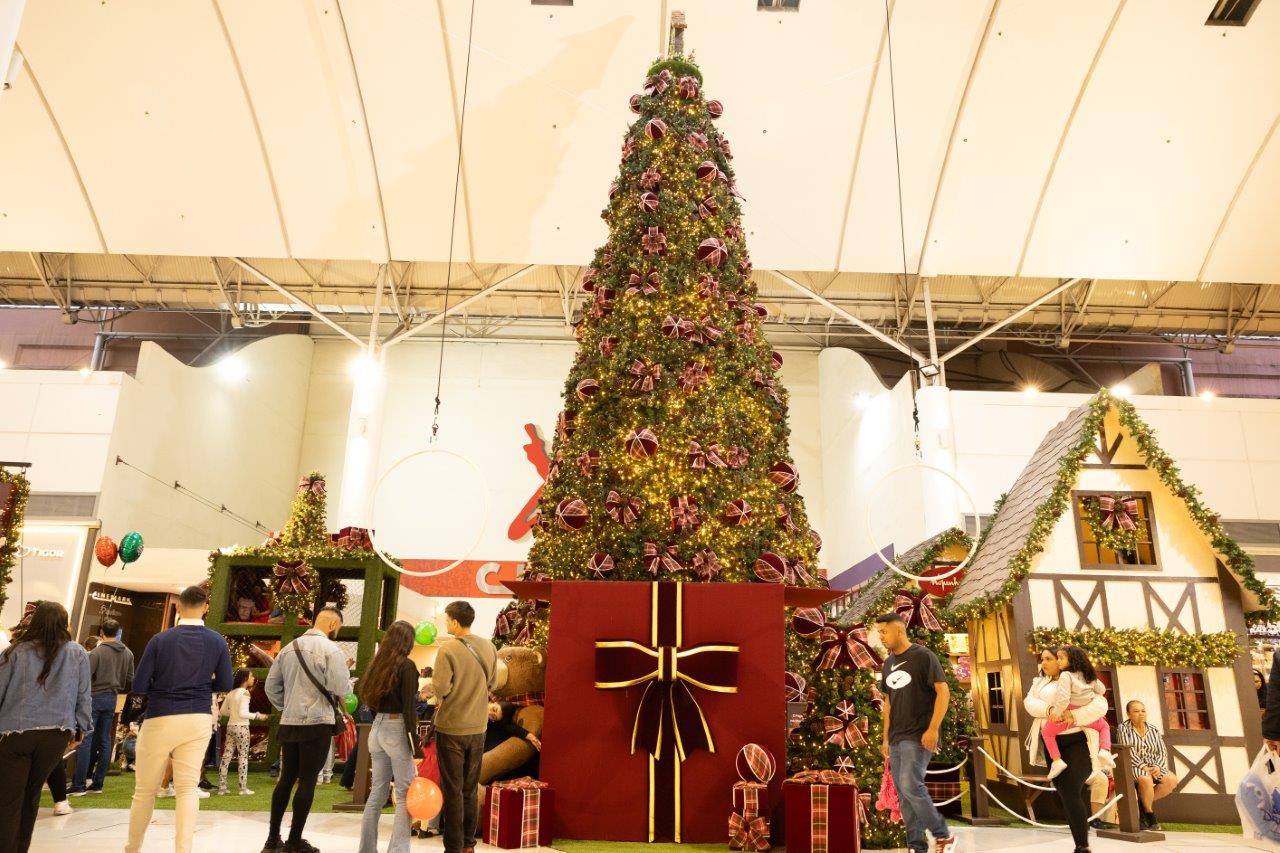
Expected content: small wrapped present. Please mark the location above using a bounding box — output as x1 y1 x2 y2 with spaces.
483 777 554 849
729 810 772 851
734 780 769 819
783 770 866 853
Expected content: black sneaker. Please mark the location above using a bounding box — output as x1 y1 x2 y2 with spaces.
1146 818 1163 831
260 839 282 853
282 840 320 853
1088 818 1103 829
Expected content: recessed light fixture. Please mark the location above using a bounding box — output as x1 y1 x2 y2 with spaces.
78 367 91 377
1111 384 1133 398
853 393 871 411
1199 390 1216 401
0 358 8 370
1022 385 1039 397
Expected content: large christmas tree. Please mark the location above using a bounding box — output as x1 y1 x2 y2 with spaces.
519 51 821 599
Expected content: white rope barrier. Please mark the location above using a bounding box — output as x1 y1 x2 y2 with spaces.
976 747 1056 792
931 792 964 807
925 754 969 775
981 785 1124 829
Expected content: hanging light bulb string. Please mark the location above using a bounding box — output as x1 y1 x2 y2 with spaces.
431 0 478 445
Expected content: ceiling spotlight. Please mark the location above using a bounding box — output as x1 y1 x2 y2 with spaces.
0 358 7 370
216 355 248 382
78 367 91 377
1199 390 1216 401
349 353 384 383
1111 384 1133 398
1022 385 1039 397
919 362 941 379
853 392 871 410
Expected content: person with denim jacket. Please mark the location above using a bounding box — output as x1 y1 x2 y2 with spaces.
262 606 352 853
0 600 92 853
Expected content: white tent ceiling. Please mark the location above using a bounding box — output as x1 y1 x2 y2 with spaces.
1 0 1278 285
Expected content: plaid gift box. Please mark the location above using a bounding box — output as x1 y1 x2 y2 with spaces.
483 778 554 849
783 770 865 853
734 780 770 819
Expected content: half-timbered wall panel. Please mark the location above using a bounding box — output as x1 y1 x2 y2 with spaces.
1206 668 1245 738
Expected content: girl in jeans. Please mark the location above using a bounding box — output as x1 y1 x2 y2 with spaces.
357 621 420 853
0 601 92 853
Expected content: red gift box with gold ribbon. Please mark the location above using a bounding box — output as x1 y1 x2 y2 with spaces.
783 770 866 853
483 777 554 849
537 581 792 843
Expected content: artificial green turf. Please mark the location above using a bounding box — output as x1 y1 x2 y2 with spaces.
42 770 361 813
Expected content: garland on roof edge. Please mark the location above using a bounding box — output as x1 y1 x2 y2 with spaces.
0 468 31 619
944 390 1279 626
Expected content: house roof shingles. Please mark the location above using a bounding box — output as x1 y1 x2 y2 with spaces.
948 400 1094 609
836 529 960 626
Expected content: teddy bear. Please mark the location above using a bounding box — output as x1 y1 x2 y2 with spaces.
479 645 546 784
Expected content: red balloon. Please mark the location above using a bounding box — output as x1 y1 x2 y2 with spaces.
94 536 118 567
407 777 443 821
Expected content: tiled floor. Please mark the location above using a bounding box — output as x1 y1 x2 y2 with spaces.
27 807 1261 852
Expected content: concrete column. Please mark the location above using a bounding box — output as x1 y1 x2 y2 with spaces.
913 384 962 537
335 348 387 529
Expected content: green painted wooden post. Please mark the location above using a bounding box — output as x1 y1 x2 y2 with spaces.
206 552 401 770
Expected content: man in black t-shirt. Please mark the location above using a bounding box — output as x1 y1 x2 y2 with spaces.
876 612 955 853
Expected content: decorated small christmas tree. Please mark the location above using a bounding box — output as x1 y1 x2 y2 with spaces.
0 466 31 617
513 51 822 629
787 530 977 849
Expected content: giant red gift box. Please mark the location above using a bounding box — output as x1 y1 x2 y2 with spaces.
783 771 864 853
538 581 789 843
483 778 555 849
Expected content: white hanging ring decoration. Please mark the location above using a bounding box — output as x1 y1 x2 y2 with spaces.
369 446 489 577
862 462 981 582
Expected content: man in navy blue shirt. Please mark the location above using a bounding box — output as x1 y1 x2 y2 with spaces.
125 585 233 853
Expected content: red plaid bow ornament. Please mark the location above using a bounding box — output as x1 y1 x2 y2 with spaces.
297 474 325 495
728 812 770 852
893 588 943 631
1097 494 1140 531
605 490 641 526
643 542 683 575
824 715 868 749
273 560 311 596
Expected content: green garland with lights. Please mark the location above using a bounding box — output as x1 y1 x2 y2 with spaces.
0 467 31 619
206 471 399 616
1080 494 1148 554
945 389 1279 626
1030 627 1240 668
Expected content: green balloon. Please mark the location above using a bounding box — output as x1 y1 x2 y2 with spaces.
345 693 358 714
119 531 145 565
415 620 438 646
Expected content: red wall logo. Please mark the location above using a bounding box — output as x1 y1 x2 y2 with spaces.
507 424 550 541
400 560 526 599
918 562 964 598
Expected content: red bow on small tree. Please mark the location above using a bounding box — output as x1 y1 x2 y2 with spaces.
893 588 943 631
824 714 869 749
273 560 312 596
297 475 325 495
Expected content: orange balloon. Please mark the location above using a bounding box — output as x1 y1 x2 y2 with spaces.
407 777 443 821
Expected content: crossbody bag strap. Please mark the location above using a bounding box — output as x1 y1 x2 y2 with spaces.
293 639 341 717
457 636 492 685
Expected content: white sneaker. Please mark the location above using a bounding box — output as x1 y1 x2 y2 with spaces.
1098 750 1117 770
1086 768 1105 784
53 801 73 816
240 789 255 796
1047 759 1069 780
158 786 175 798
195 789 210 799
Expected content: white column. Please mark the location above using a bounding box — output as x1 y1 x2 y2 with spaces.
913 384 961 538
335 347 387 529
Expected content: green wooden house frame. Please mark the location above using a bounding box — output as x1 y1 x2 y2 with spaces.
206 551 400 768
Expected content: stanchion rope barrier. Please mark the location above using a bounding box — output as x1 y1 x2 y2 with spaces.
925 754 968 775
981 785 1124 829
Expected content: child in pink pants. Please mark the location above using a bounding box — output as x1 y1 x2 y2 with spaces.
1045 647 1115 780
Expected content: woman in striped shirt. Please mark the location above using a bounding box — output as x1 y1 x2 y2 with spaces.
1116 700 1178 831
